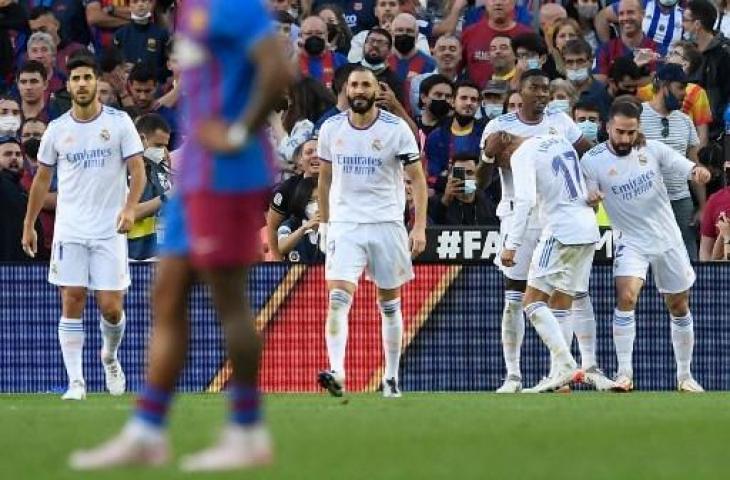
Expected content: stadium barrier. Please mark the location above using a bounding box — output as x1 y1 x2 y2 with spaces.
1 227 729 393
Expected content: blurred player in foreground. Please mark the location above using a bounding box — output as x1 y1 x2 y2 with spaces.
22 53 146 401
581 100 710 392
316 67 428 398
484 132 599 393
69 0 293 471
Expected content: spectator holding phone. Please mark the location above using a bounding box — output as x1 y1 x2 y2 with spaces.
427 153 498 226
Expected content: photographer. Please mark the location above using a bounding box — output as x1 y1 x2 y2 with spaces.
428 153 498 226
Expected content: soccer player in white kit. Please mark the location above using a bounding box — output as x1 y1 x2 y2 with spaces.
316 67 428 398
581 100 711 392
478 70 612 393
22 54 146 400
484 132 600 392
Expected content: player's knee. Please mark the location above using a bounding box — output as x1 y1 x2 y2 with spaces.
99 303 122 323
62 288 87 314
616 290 639 311
666 293 690 317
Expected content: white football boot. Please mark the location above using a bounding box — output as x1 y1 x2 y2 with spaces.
496 375 522 393
61 380 87 401
678 376 704 393
102 357 126 396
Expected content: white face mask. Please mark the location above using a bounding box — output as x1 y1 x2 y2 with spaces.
0 115 21 135
548 99 571 113
482 103 504 119
566 67 590 83
463 179 477 195
144 146 166 164
131 11 152 23
305 200 318 220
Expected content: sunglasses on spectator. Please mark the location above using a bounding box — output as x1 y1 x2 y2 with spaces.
661 117 669 138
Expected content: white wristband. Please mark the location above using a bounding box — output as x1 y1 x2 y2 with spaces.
227 123 249 149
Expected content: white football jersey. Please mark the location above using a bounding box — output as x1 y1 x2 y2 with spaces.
318 109 420 224
38 106 143 240
581 140 694 254
506 135 599 249
480 109 585 218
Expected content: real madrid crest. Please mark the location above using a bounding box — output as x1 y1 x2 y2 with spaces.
548 127 557 135
638 153 647 165
100 129 111 141
372 139 383 151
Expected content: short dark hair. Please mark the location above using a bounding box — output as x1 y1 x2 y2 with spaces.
454 79 481 96
608 57 642 83
572 100 600 115
128 62 157 84
687 0 717 32
420 73 454 97
29 6 55 21
609 97 643 120
519 69 549 85
366 27 392 48
332 64 357 96
274 10 296 24
17 60 48 80
672 40 703 75
562 38 593 59
66 51 100 76
511 33 547 57
347 65 378 83
135 113 171 137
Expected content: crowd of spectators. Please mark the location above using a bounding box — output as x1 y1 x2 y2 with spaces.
2 0 730 264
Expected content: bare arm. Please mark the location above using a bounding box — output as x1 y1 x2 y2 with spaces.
266 208 286 261
574 136 595 156
700 235 717 261
711 234 725 260
594 5 617 44
696 124 709 148
318 161 332 224
125 155 146 210
85 2 130 29
432 0 467 38
42 191 57 211
134 197 163 220
278 217 319 256
404 161 428 257
687 146 707 219
22 164 54 257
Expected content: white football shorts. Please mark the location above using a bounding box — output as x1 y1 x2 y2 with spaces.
325 222 414 290
528 235 595 297
613 240 695 294
48 235 131 291
495 213 541 281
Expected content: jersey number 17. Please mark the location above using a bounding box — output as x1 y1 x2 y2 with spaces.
552 151 583 201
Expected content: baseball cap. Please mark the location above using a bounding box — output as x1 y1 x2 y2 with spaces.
656 63 687 83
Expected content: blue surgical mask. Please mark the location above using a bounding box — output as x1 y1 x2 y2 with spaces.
482 103 503 119
548 99 571 113
526 58 541 70
463 178 477 195
566 67 589 83
577 120 599 142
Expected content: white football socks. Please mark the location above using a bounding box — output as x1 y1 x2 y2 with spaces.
325 289 352 381
613 309 636 377
548 309 572 378
572 293 597 369
525 302 576 371
58 317 85 385
379 298 403 382
671 312 695 381
501 291 525 379
100 311 126 363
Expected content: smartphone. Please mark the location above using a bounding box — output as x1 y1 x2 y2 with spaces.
452 166 466 181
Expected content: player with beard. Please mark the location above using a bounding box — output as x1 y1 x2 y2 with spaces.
22 53 146 401
316 66 428 398
582 100 711 392
478 69 616 394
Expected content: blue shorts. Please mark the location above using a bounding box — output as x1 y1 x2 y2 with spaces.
157 192 189 258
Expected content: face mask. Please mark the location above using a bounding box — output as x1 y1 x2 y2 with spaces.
683 29 697 42
548 99 571 113
463 178 477 195
454 113 474 127
566 67 589 83
0 115 21 135
304 36 326 56
393 34 416 55
526 58 541 70
659 0 679 6
327 23 338 43
144 146 166 164
362 55 386 73
482 103 503 119
664 88 681 111
577 4 599 18
305 200 318 220
577 120 599 142
429 98 451 118
131 11 152 23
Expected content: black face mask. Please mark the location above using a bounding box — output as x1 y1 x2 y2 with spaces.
327 23 338 43
393 34 416 55
429 99 451 118
304 36 326 56
454 113 474 127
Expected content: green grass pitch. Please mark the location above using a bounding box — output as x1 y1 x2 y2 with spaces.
1 392 729 479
